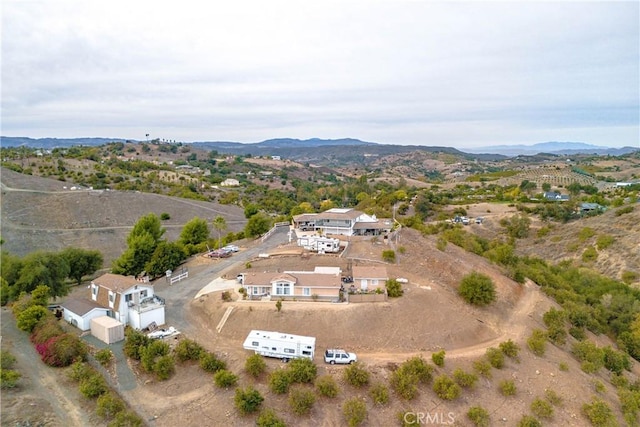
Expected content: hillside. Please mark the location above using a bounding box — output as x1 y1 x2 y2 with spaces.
0 167 246 265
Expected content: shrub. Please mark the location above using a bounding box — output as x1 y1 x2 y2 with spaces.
153 355 175 381
174 338 204 362
123 328 150 360
96 392 125 420
0 369 21 389
269 369 292 394
0 351 17 370
382 250 396 263
473 359 492 378
234 386 264 415
432 375 461 400
160 212 171 220
16 305 50 332
199 352 226 373
582 246 598 263
452 368 477 388
596 235 614 250
467 406 490 427
572 341 604 372
369 382 390 405
256 408 286 427
288 358 317 383
390 356 433 400
30 317 64 345
458 272 496 306
517 415 542 427
95 348 113 366
140 340 170 373
499 339 520 360
602 346 631 375
431 350 445 367
214 369 238 388
343 398 367 427
38 334 87 367
386 279 403 297
316 375 339 398
545 389 562 406
499 379 517 396
343 362 370 387
79 373 108 399
527 329 547 356
110 410 144 426
582 397 615 427
547 325 567 345
559 362 569 372
486 347 505 369
245 353 267 378
68 361 94 382
530 397 554 419
275 299 282 312
288 386 316 416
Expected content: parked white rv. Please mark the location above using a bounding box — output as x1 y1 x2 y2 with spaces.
242 330 316 361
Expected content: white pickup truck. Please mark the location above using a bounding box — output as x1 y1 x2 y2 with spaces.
324 349 357 364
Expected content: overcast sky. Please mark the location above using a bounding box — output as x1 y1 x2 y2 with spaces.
2 1 638 148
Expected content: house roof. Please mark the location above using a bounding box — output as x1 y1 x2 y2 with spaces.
352 219 392 230
241 270 342 288
293 208 363 222
92 273 141 293
352 265 389 279
62 298 108 316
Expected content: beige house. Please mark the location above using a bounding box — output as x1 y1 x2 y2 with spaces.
238 266 342 301
292 208 392 236
352 265 388 292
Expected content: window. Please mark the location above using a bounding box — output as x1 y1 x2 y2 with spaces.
303 287 310 296
302 351 311 356
252 341 259 347
275 282 291 296
91 284 98 299
108 292 114 303
271 347 277 351
125 294 133 302
284 348 295 354
140 290 148 298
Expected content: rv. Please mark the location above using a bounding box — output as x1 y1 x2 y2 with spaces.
242 330 316 361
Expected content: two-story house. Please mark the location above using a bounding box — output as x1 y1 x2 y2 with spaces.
90 273 165 330
292 208 392 236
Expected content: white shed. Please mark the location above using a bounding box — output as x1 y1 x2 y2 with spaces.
61 298 111 331
91 316 125 344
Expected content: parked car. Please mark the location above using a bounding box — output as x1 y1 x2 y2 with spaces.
324 349 357 364
223 245 239 252
206 249 231 258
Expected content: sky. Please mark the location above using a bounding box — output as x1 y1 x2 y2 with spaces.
1 1 639 149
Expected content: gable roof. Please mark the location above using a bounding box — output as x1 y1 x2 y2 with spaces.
92 273 141 293
62 298 108 316
241 270 341 288
352 265 388 279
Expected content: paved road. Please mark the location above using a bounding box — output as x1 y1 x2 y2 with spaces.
154 227 290 336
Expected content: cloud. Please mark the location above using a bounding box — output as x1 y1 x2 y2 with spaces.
1 1 638 148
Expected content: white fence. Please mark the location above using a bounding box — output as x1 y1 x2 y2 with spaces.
169 270 189 285
261 221 289 243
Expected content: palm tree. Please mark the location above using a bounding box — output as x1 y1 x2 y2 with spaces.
212 215 227 249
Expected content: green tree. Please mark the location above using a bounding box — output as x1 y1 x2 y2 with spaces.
458 272 496 306
16 305 49 332
179 217 210 246
385 279 403 297
501 214 531 239
245 213 272 238
13 251 71 300
212 215 227 249
343 398 367 427
60 248 103 286
256 409 286 427
144 241 186 278
113 213 165 276
245 354 267 378
243 203 260 219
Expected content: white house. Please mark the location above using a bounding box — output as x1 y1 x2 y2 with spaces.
238 266 343 301
292 208 392 236
90 273 165 330
221 178 240 187
61 298 111 331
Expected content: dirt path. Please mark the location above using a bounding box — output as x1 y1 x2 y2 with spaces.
1 307 98 426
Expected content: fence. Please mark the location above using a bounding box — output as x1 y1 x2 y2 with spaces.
261 221 289 243
168 269 188 285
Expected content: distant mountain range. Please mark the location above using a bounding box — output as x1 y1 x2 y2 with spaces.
463 141 639 156
1 136 637 157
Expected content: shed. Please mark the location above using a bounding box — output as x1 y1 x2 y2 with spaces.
61 298 111 331
91 316 125 344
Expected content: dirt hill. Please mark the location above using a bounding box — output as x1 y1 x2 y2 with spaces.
0 167 246 265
